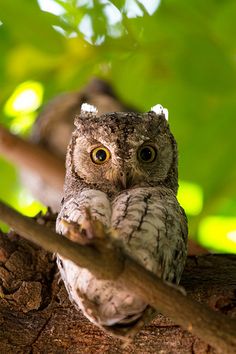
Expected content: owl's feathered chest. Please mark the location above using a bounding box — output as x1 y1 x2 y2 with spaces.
56 186 187 331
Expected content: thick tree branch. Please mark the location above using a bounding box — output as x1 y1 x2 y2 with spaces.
0 125 65 191
0 201 235 353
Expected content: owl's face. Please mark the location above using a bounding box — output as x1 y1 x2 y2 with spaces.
67 109 178 196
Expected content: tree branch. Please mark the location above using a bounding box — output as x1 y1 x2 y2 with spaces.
0 125 65 191
0 201 235 353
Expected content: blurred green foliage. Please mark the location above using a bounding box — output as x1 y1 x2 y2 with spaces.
0 0 236 252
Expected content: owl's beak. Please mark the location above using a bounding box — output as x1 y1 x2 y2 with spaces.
120 174 127 189
118 171 131 189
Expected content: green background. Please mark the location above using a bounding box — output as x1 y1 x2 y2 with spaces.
0 0 236 252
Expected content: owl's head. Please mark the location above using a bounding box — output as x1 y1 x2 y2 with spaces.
65 103 178 196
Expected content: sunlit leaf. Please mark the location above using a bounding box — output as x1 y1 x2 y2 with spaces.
199 216 236 253
16 188 47 217
178 181 203 216
4 81 44 116
10 113 37 136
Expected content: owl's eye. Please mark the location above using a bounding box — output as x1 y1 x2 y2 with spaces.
138 145 157 163
91 147 111 164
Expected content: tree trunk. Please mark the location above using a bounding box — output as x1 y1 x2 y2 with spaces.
0 224 235 354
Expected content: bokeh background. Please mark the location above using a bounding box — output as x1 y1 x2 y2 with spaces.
0 0 236 253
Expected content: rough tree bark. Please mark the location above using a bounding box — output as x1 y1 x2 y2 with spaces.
0 214 235 354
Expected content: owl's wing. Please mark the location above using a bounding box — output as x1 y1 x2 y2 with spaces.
111 187 188 283
56 189 111 236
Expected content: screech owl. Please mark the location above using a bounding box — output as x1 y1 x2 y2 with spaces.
56 103 188 338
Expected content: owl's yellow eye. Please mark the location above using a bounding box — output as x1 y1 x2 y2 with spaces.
91 146 111 164
138 145 157 163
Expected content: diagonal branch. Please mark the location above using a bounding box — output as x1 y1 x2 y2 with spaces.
0 200 235 353
0 125 65 191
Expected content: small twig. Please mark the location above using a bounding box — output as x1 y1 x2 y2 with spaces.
0 125 65 191
0 200 235 353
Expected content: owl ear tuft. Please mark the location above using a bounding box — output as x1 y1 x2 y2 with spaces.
81 103 98 115
74 103 98 127
150 104 168 121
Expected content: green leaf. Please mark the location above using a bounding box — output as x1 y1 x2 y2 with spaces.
0 0 65 53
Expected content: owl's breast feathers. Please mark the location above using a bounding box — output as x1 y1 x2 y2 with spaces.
56 186 187 328
111 187 187 283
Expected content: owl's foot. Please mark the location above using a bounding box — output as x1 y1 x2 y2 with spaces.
61 208 111 249
61 219 91 245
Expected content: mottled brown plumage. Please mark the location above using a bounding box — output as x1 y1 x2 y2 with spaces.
56 104 188 338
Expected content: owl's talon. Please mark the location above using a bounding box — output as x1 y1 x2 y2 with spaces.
83 208 107 240
61 219 92 245
61 212 109 247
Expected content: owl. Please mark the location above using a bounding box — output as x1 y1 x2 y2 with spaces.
56 103 188 338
